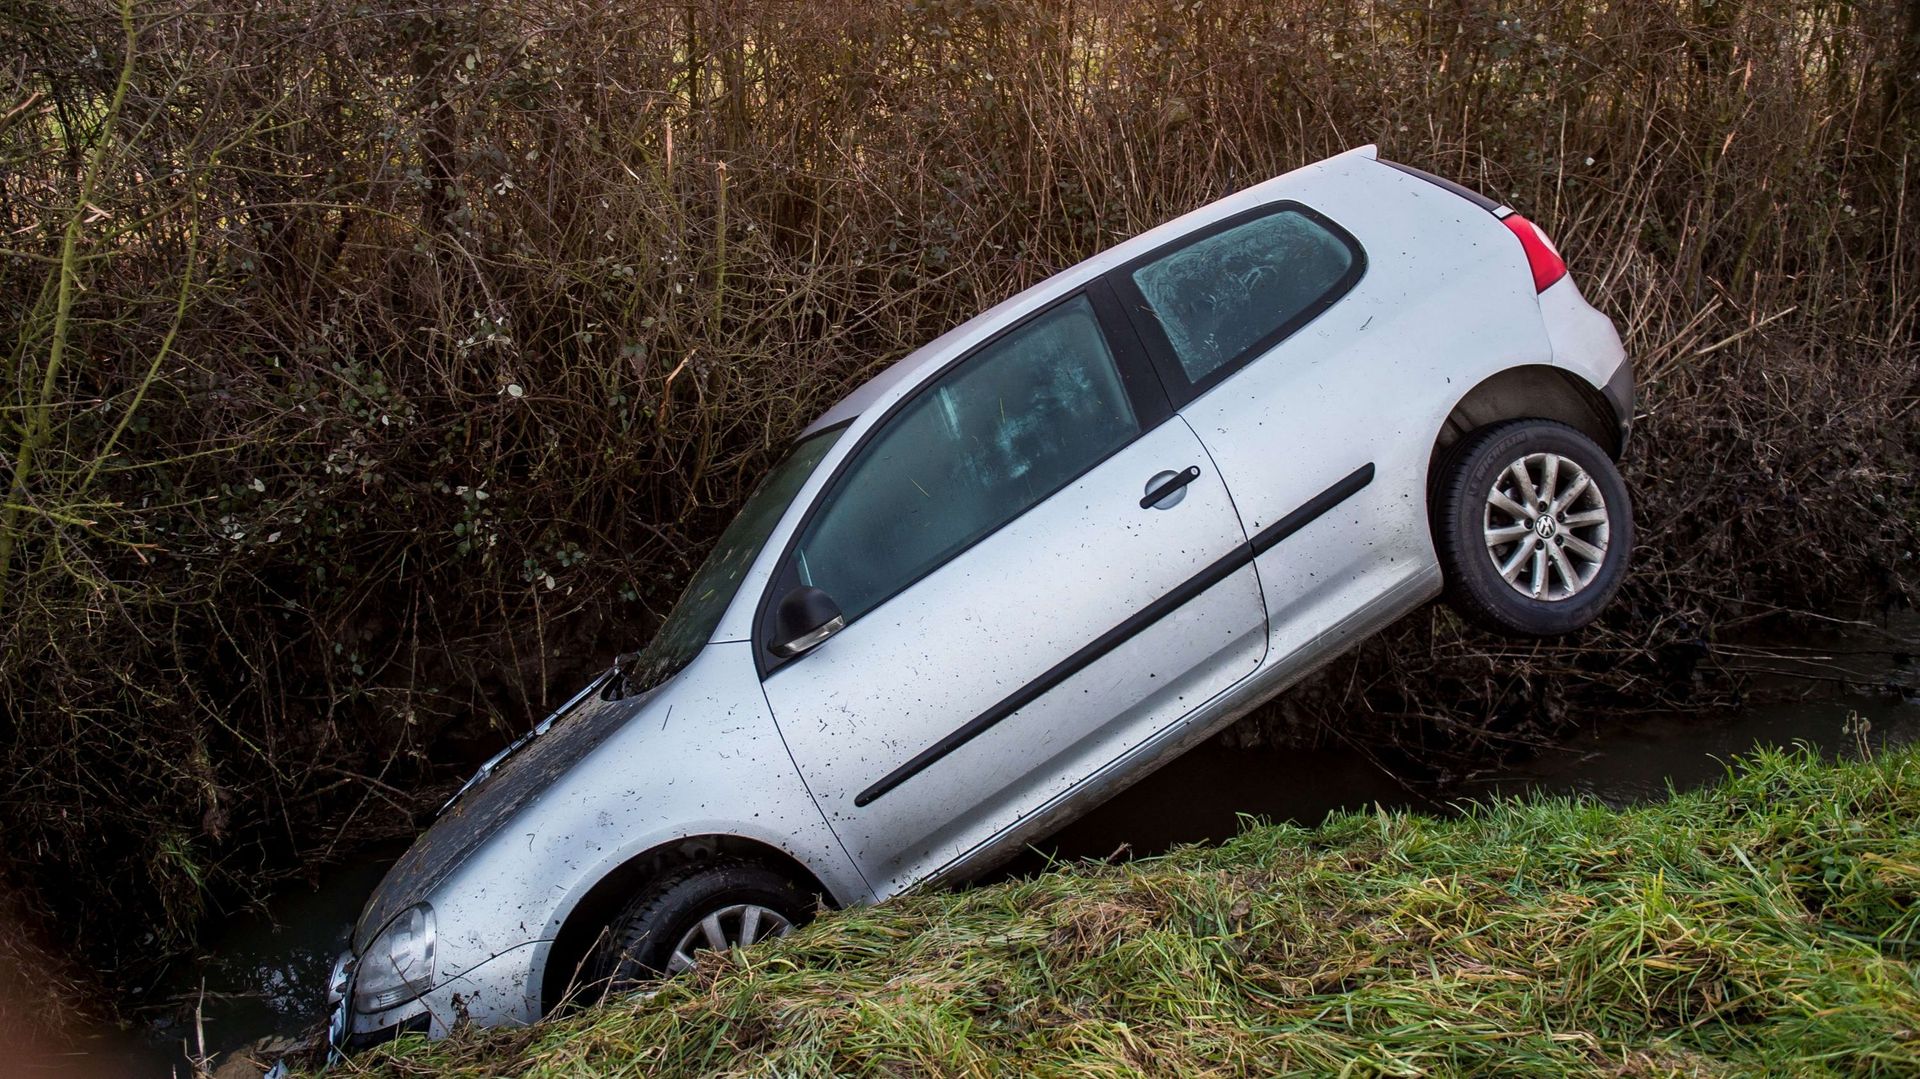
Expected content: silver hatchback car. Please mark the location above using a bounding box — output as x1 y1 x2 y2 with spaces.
330 146 1634 1051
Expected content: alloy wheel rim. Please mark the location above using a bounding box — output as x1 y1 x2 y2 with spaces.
665 903 793 974
1483 451 1610 602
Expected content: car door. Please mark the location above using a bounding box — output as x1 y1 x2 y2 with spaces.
757 289 1268 894
1107 202 1411 663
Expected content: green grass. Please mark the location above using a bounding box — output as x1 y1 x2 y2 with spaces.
346 745 1920 1077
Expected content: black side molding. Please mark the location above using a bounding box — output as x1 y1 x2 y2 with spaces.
1249 462 1374 555
852 462 1376 807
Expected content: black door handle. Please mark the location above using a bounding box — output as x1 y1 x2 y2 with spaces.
1140 466 1203 508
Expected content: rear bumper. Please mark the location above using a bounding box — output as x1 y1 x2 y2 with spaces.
1537 274 1632 455
1601 353 1635 453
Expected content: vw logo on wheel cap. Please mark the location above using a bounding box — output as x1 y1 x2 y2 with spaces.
1533 515 1559 539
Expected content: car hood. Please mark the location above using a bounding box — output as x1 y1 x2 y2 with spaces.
351 679 660 952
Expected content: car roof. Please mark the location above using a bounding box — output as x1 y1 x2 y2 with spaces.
797 144 1381 439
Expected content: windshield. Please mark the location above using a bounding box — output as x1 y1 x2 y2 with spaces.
624 427 844 691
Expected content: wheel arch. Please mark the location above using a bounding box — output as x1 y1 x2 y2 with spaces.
537 833 834 1012
1427 365 1622 494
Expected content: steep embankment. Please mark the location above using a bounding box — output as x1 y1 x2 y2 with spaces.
338 744 1920 1077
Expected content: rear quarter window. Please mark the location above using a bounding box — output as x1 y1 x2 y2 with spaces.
1122 205 1362 390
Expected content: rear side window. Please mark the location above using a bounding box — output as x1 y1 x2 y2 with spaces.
1125 207 1360 387
789 294 1138 621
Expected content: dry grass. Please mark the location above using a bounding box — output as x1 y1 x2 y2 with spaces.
1 0 1916 1011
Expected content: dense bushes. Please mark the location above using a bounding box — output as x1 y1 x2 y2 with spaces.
2 0 1916 1008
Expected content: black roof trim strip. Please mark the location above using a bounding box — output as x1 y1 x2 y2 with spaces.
1380 159 1501 214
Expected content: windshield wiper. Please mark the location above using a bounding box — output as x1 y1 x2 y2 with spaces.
608 648 687 700
440 667 617 813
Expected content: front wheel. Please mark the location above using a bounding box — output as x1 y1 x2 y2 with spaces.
1433 420 1633 637
592 858 815 990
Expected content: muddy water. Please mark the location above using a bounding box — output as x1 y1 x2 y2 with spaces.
56 856 401 1078
1027 645 1920 867
1043 612 1920 859
83 612 1920 1077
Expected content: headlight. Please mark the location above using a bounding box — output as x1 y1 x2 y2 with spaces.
352 903 436 1013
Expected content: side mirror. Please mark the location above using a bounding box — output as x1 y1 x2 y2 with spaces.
770 586 845 658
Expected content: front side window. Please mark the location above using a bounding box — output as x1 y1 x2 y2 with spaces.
789 295 1138 622
1128 208 1357 385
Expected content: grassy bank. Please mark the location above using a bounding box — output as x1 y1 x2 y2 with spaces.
336 744 1920 1077
4 0 1917 1011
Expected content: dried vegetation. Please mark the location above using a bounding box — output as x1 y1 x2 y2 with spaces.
1 0 1916 1013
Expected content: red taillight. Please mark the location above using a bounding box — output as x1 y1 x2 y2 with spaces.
1501 213 1568 292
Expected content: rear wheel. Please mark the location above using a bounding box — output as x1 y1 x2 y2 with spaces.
1434 420 1632 637
592 857 815 989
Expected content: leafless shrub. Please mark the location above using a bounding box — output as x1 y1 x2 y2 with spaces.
0 0 1914 1008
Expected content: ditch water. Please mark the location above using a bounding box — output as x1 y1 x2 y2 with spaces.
56 610 1920 1078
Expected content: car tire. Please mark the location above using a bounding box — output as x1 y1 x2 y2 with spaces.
1434 419 1633 637
593 857 815 988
